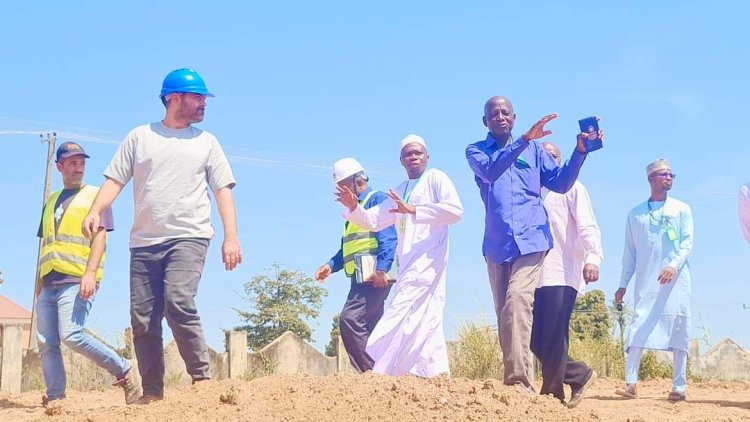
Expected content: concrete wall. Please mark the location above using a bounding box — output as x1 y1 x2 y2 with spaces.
0 320 31 350
11 326 750 393
699 338 750 380
254 331 338 376
0 324 23 393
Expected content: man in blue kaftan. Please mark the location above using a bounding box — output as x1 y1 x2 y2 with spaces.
615 159 693 403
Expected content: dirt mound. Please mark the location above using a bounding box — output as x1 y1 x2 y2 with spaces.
1 373 749 421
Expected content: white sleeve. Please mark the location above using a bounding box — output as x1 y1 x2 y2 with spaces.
343 198 398 232
569 184 603 266
103 130 136 185
414 171 463 225
667 204 694 271
619 213 636 289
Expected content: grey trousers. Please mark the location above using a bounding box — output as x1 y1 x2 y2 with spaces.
486 251 546 388
130 238 211 397
339 279 392 372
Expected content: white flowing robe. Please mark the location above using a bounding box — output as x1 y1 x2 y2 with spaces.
343 168 463 377
619 197 693 353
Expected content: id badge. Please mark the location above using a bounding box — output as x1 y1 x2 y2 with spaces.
398 216 406 234
665 224 678 242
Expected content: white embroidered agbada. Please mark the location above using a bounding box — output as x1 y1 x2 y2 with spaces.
620 197 693 353
343 168 463 377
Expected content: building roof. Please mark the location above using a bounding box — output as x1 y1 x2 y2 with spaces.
0 294 32 320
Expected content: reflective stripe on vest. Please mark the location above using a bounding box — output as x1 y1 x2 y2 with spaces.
342 190 379 277
39 185 106 282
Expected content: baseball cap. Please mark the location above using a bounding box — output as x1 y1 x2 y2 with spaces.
56 141 90 162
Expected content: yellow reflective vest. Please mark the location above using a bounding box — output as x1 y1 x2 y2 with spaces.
39 185 105 282
342 190 378 277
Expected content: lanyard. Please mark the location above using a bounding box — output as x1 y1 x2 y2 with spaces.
647 199 667 225
402 169 428 204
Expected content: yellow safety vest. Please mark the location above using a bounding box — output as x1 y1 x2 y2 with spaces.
342 190 379 277
39 185 105 282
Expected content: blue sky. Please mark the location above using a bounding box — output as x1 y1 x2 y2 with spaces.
1 1 748 354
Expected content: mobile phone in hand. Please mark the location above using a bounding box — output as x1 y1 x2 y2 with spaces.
578 116 603 153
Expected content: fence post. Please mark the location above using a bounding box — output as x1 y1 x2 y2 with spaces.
226 330 248 379
336 334 352 372
0 324 23 393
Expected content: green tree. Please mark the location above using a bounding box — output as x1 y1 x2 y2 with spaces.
234 263 327 350
570 289 612 340
324 313 341 357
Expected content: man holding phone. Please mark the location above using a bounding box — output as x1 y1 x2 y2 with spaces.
465 96 602 392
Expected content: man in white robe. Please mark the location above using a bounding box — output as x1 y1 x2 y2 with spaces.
532 142 602 407
739 182 750 244
615 159 693 402
336 134 463 377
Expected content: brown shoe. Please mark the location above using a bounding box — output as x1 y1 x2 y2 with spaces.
112 369 143 405
567 370 597 408
667 391 686 403
615 383 638 399
41 394 65 407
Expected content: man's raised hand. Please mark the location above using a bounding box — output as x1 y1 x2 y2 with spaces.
522 113 558 142
335 185 359 211
387 189 416 215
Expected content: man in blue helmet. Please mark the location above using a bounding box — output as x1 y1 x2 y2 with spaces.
83 68 242 404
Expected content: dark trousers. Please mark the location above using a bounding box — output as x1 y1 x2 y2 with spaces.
530 286 591 401
339 279 392 372
130 238 211 397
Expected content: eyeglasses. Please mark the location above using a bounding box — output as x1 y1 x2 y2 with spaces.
653 172 676 179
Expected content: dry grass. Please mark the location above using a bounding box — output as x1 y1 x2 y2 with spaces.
448 321 503 379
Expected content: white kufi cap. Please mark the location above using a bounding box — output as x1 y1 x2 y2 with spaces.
400 134 427 151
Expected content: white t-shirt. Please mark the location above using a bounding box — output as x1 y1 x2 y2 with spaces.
104 122 236 248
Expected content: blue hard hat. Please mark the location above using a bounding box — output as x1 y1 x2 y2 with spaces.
159 68 214 98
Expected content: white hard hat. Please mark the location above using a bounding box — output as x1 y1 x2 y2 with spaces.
332 157 365 183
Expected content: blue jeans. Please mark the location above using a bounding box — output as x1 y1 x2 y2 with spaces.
37 283 130 400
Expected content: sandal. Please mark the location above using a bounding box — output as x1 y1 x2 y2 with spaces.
615 384 637 399
667 391 686 402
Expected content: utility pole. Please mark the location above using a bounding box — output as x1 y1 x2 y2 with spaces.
28 133 56 351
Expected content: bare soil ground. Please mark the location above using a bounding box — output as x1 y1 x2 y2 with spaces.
1 373 749 421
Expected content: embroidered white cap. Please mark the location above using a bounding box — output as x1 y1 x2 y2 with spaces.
400 134 427 151
646 159 671 176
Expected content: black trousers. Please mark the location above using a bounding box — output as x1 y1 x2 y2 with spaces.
339 279 392 372
530 286 591 401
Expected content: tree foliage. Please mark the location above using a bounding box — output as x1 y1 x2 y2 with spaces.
570 289 612 340
324 313 341 357
234 263 327 350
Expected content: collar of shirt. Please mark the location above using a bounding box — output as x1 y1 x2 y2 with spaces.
357 186 373 201
485 132 514 150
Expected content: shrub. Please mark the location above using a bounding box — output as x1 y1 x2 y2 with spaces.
448 321 503 379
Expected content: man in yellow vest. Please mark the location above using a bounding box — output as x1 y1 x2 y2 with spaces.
315 158 397 372
36 141 141 405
